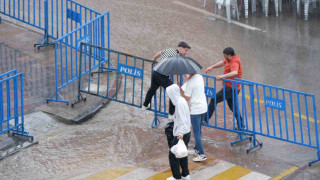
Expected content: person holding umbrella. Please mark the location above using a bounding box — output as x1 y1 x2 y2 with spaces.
179 73 208 162
142 42 191 120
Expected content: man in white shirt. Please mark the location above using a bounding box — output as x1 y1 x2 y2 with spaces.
180 73 208 162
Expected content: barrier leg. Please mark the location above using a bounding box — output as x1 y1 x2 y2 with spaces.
0 16 2 23
246 134 263 153
309 151 320 166
34 0 54 50
231 132 251 146
151 92 160 128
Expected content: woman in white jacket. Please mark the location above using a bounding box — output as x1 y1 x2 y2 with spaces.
166 84 191 180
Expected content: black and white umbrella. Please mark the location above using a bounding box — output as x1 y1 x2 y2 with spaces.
153 55 202 75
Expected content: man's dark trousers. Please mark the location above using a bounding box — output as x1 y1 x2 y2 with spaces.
205 86 244 129
143 71 175 115
169 132 191 179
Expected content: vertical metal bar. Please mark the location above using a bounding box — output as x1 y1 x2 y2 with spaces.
115 53 119 100
312 96 319 152
256 85 262 133
214 78 217 126
20 74 24 132
38 0 40 26
106 47 110 97
54 42 59 100
77 43 83 99
0 81 3 132
18 0 20 19
66 36 70 79
205 77 209 124
60 0 63 36
66 0 68 35
132 57 137 105
33 0 36 24
56 0 58 36
276 89 282 139
305 95 311 145
75 28 78 78
232 82 235 129
289 92 296 141
263 86 270 135
28 0 30 23
297 93 304 143
140 59 144 106
6 79 11 122
51 0 53 36
97 47 101 96
88 45 92 92
223 81 226 128
85 8 87 24
283 90 289 140
23 0 25 22
60 40 63 86
14 75 18 127
123 56 127 102
242 84 248 129
269 87 276 136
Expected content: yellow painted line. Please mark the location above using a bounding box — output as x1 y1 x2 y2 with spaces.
293 113 320 123
84 168 135 180
239 93 320 123
146 155 215 180
208 165 252 180
271 166 299 180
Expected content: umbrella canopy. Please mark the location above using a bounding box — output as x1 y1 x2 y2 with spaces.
153 55 202 75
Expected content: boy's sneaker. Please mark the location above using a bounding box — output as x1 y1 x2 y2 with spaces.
182 175 190 180
168 114 174 120
167 176 181 180
188 149 199 156
142 105 148 110
193 154 207 162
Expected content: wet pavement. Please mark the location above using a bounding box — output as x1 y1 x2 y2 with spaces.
1 0 320 179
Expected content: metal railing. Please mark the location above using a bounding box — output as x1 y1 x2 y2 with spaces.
0 0 101 49
0 69 33 140
46 11 110 104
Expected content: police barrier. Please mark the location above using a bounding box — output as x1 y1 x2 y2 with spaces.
46 11 110 104
235 78 319 166
0 0 100 48
73 42 155 110
0 69 33 140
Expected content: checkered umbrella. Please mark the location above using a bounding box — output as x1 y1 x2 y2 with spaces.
153 55 202 75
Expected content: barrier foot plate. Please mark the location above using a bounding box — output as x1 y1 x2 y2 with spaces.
309 151 320 166
231 133 251 146
34 32 54 50
246 136 263 154
46 98 69 105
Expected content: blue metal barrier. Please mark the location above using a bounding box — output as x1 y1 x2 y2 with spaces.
73 42 154 108
235 78 319 166
46 11 110 104
0 0 100 49
0 69 33 140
